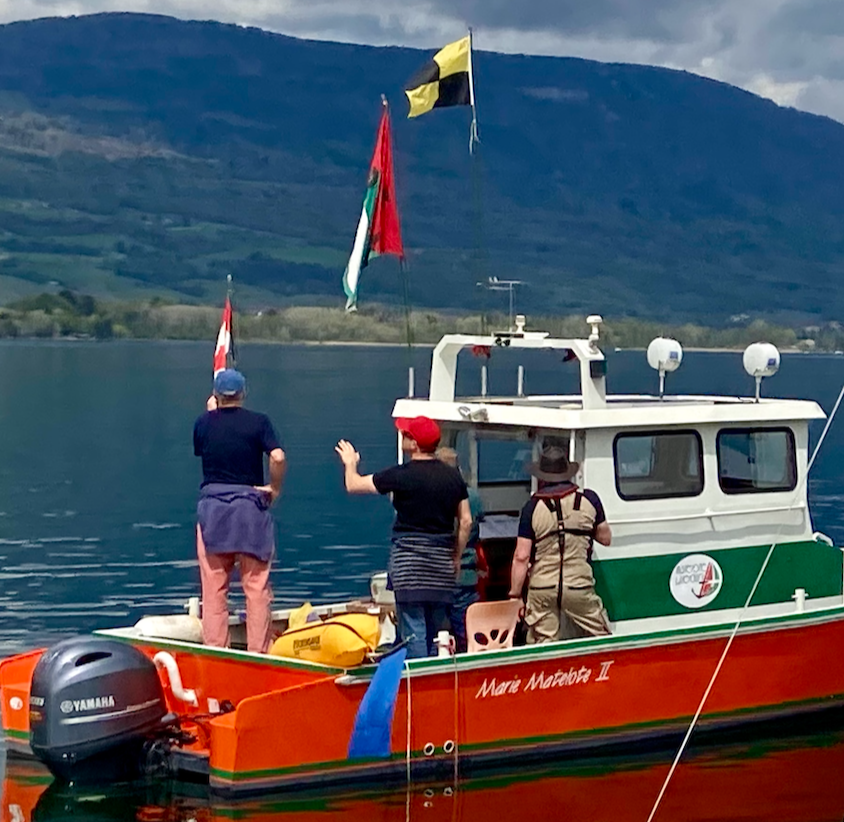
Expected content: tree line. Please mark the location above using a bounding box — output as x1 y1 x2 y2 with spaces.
0 291 836 352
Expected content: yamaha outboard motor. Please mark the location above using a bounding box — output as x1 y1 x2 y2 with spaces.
29 636 170 782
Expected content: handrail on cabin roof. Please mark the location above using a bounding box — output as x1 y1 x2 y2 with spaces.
429 331 608 409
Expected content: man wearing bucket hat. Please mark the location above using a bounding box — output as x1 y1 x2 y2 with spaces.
193 368 286 653
336 416 472 658
508 443 612 642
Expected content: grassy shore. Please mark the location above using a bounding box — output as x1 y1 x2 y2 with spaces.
0 291 840 352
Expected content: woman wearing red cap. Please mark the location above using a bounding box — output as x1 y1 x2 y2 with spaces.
336 416 472 658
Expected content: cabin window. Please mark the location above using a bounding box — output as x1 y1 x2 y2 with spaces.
613 430 703 500
717 427 796 494
442 427 536 516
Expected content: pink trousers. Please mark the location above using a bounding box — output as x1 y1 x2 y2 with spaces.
196 525 273 654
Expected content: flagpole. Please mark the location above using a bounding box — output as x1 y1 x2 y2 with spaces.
388 93 413 354
467 27 479 154
226 274 236 369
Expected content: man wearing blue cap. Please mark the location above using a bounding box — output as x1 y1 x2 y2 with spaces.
193 369 286 653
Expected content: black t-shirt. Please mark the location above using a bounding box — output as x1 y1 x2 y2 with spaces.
373 459 468 536
193 407 281 487
518 482 606 541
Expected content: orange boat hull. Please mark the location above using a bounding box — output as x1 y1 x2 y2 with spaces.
7 726 844 822
4 610 844 795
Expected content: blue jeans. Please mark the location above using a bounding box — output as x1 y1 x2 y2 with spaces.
448 586 480 653
396 601 449 659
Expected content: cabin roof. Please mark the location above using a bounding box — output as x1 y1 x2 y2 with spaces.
393 394 824 431
407 325 826 430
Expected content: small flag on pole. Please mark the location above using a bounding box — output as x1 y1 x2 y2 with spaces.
212 296 233 376
342 101 404 312
405 31 479 152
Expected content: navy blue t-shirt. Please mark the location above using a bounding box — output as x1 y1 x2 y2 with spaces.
193 407 281 487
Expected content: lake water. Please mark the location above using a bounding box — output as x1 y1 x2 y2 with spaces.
2 338 844 820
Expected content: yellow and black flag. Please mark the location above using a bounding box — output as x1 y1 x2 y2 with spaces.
405 35 472 118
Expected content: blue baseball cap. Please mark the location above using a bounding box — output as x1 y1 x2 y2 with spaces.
213 369 246 397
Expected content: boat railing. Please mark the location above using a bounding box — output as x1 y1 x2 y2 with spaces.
429 332 607 409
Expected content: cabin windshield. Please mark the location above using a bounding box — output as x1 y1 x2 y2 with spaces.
441 426 573 601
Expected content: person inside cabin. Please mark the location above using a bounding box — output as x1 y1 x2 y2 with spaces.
508 444 611 642
193 369 287 654
435 446 483 653
336 417 472 659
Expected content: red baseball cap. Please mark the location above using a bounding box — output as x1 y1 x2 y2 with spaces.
394 416 441 452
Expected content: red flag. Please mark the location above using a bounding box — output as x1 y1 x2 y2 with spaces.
343 104 404 311
212 297 232 376
369 107 403 258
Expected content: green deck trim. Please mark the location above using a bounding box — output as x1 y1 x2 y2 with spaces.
208 693 844 784
592 539 843 621
117 602 844 684
398 601 844 673
5 728 28 740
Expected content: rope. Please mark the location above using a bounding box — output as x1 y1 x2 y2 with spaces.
405 658 412 787
646 382 844 822
452 646 459 785
470 145 489 334
449 648 460 822
400 257 414 354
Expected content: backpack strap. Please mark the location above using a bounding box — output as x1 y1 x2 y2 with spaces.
541 494 592 536
534 498 567 610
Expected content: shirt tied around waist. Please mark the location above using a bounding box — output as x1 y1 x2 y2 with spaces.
197 483 275 563
388 533 457 604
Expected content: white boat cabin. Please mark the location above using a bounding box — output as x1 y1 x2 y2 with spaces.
392 316 842 634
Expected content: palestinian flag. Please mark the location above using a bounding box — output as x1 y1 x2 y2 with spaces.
212 296 233 376
342 106 404 312
405 35 471 118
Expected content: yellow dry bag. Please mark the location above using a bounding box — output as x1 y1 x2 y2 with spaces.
269 612 380 668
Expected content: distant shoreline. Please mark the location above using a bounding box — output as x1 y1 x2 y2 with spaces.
1 336 837 356
1 293 839 353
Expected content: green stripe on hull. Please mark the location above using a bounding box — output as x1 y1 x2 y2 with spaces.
208 693 844 785
593 540 843 621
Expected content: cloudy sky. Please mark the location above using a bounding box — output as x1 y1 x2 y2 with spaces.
4 0 843 122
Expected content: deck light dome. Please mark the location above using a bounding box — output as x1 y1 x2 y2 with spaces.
743 342 780 402
646 337 683 399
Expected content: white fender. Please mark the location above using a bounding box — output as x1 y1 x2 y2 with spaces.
153 651 198 706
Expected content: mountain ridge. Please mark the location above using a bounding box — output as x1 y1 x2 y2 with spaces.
0 13 842 322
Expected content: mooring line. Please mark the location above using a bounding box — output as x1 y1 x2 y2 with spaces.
452 646 460 786
646 382 844 822
405 659 412 822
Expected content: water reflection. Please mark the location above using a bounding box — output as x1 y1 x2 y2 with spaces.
6 723 844 822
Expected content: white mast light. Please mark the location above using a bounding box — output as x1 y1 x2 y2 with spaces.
647 337 683 399
743 342 780 402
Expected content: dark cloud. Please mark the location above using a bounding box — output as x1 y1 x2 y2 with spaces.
0 0 842 122
435 0 723 42
768 0 844 38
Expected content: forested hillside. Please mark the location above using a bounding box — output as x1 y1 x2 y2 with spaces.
0 13 843 322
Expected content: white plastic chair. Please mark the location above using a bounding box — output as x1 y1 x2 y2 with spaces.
466 600 522 653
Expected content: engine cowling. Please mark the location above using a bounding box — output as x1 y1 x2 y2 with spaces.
29 636 169 782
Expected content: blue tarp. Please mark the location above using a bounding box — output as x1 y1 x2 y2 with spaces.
347 647 408 759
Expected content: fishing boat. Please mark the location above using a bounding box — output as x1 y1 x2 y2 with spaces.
3 315 844 796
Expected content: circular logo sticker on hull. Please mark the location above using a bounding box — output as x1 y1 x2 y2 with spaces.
670 554 723 608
